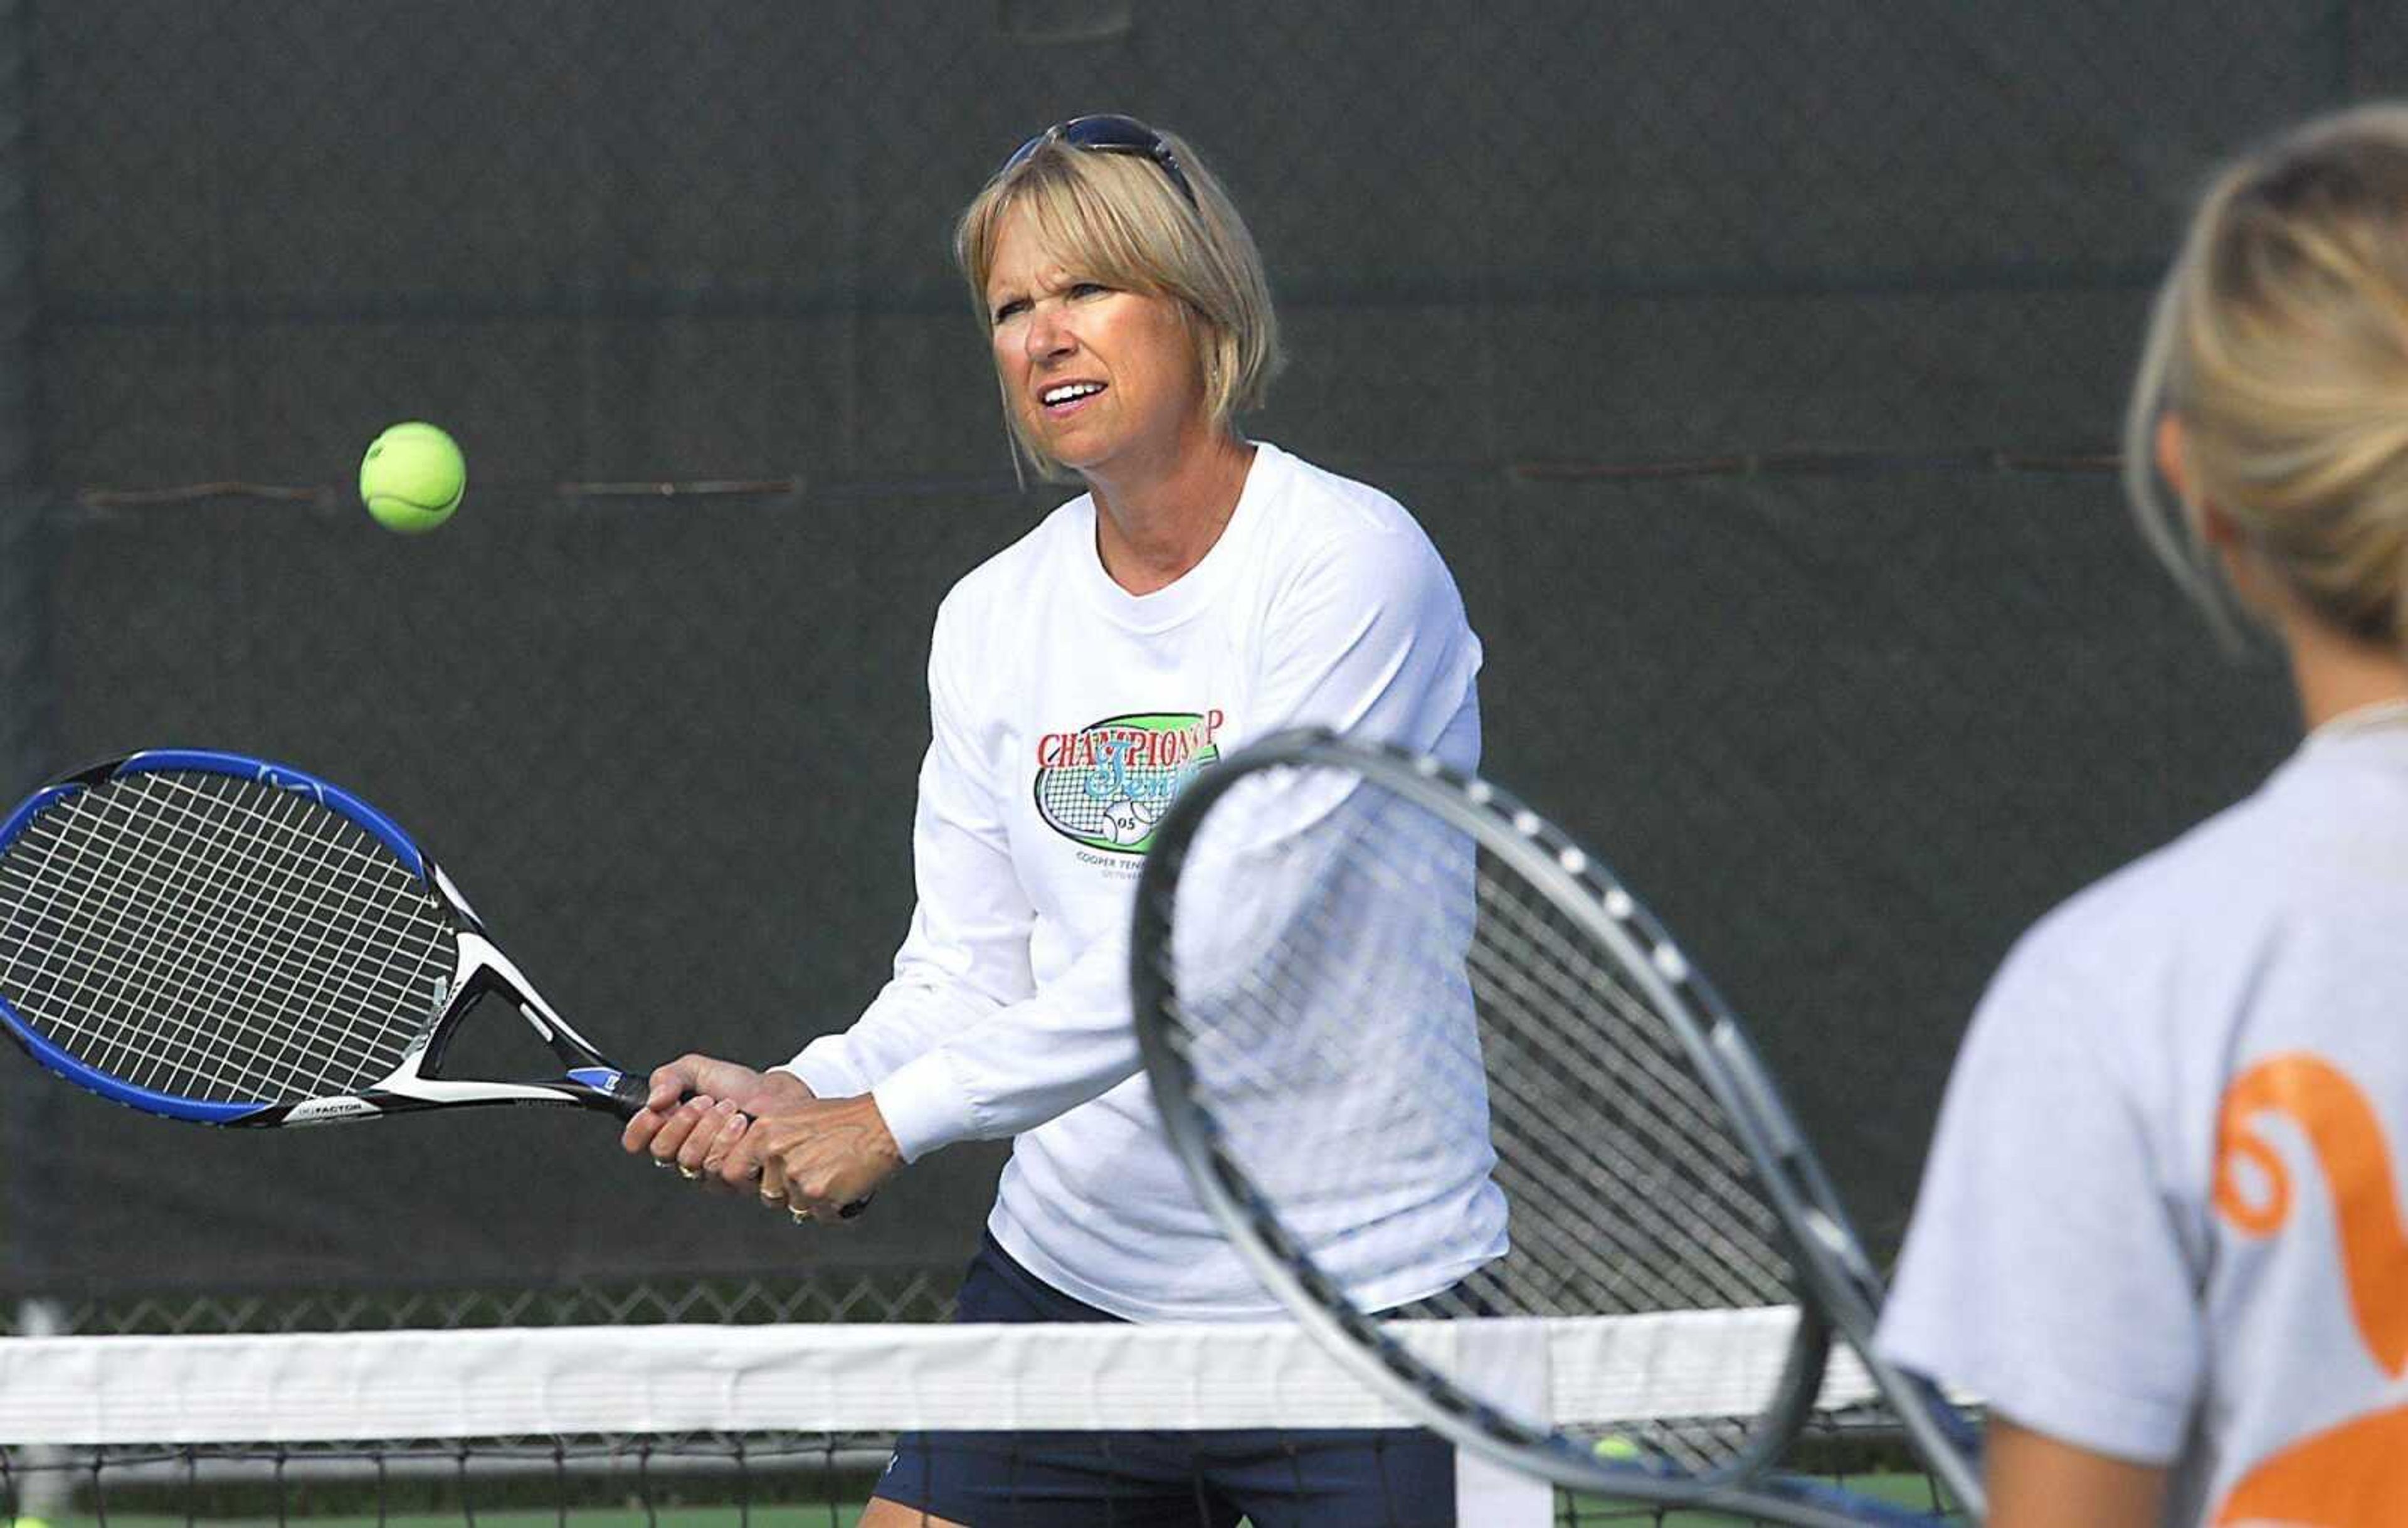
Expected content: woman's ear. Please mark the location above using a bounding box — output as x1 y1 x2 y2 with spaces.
2159 413 2241 548
2155 414 2197 514
2160 412 2279 615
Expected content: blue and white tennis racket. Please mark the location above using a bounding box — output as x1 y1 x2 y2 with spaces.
0 749 650 1127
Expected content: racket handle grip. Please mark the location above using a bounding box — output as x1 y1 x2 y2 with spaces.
600 1069 657 1117
598 1064 872 1218
606 1073 872 1219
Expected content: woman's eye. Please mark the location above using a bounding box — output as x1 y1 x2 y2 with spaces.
1069 282 1109 299
991 298 1028 324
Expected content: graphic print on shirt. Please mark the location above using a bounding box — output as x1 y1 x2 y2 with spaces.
1032 710 1224 856
2210 1053 2408 1525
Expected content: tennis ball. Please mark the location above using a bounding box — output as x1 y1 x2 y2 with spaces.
359 422 465 534
1593 1434 1645 1462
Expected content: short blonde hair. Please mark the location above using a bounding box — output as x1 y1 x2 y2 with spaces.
2126 103 2408 648
956 121 1282 482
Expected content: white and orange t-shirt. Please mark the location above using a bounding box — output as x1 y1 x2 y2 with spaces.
1878 714 2408 1525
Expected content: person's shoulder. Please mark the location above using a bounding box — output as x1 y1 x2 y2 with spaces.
1252 443 1454 589
1258 443 1427 543
2000 775 2290 997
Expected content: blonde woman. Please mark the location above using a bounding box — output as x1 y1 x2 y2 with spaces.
1880 105 2408 1527
625 116 1498 1527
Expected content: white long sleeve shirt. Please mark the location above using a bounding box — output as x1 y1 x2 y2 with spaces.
783 442 1499 1320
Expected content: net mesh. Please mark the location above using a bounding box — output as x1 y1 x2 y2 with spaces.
0 766 452 1106
0 1319 1955 1528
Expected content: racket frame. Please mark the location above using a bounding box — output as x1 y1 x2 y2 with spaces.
0 750 650 1127
1131 727 1983 1526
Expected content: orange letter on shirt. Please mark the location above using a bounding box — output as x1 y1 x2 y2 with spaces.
2212 1053 2408 1525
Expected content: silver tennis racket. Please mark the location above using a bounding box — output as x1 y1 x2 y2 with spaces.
1130 728 1983 1527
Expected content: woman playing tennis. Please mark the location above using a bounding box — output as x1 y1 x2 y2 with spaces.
1881 103 2408 1526
623 114 1501 1527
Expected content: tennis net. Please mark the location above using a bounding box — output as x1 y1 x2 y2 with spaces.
0 1311 1956 1526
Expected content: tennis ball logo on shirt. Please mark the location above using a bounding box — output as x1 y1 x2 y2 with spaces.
1033 710 1224 855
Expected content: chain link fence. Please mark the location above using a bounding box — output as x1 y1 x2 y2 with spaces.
9 1270 955 1336
4 1 2394 1332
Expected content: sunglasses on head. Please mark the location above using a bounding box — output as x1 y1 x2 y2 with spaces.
1001 114 1199 210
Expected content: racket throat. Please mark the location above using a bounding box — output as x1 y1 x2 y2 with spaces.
406 933 640 1115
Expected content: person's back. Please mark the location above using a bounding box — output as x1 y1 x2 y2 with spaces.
1885 719 2408 1522
1878 103 2408 1527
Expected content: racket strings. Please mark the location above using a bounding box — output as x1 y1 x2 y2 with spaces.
1465 890 1790 1303
144 775 444 1094
1161 764 1806 1474
18 779 393 1093
1474 883 1757 1163
3 778 359 1098
1443 879 1793 1329
15 776 439 1103
0 787 327 1092
0 770 453 1105
80 773 448 1098
34 781 413 1081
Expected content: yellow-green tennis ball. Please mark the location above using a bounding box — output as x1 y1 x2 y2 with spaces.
360 422 465 534
1593 1435 1644 1462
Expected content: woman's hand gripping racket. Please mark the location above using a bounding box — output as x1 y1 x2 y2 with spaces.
0 749 663 1128
1131 729 1984 1528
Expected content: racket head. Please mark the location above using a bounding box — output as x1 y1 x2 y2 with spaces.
1131 729 1958 1522
0 750 467 1123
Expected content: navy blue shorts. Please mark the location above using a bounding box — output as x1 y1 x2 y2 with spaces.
870 1233 1457 1527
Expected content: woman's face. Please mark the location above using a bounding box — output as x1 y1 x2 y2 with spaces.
985 202 1206 480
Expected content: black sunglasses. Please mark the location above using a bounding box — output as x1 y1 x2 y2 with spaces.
1001 114 1199 210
